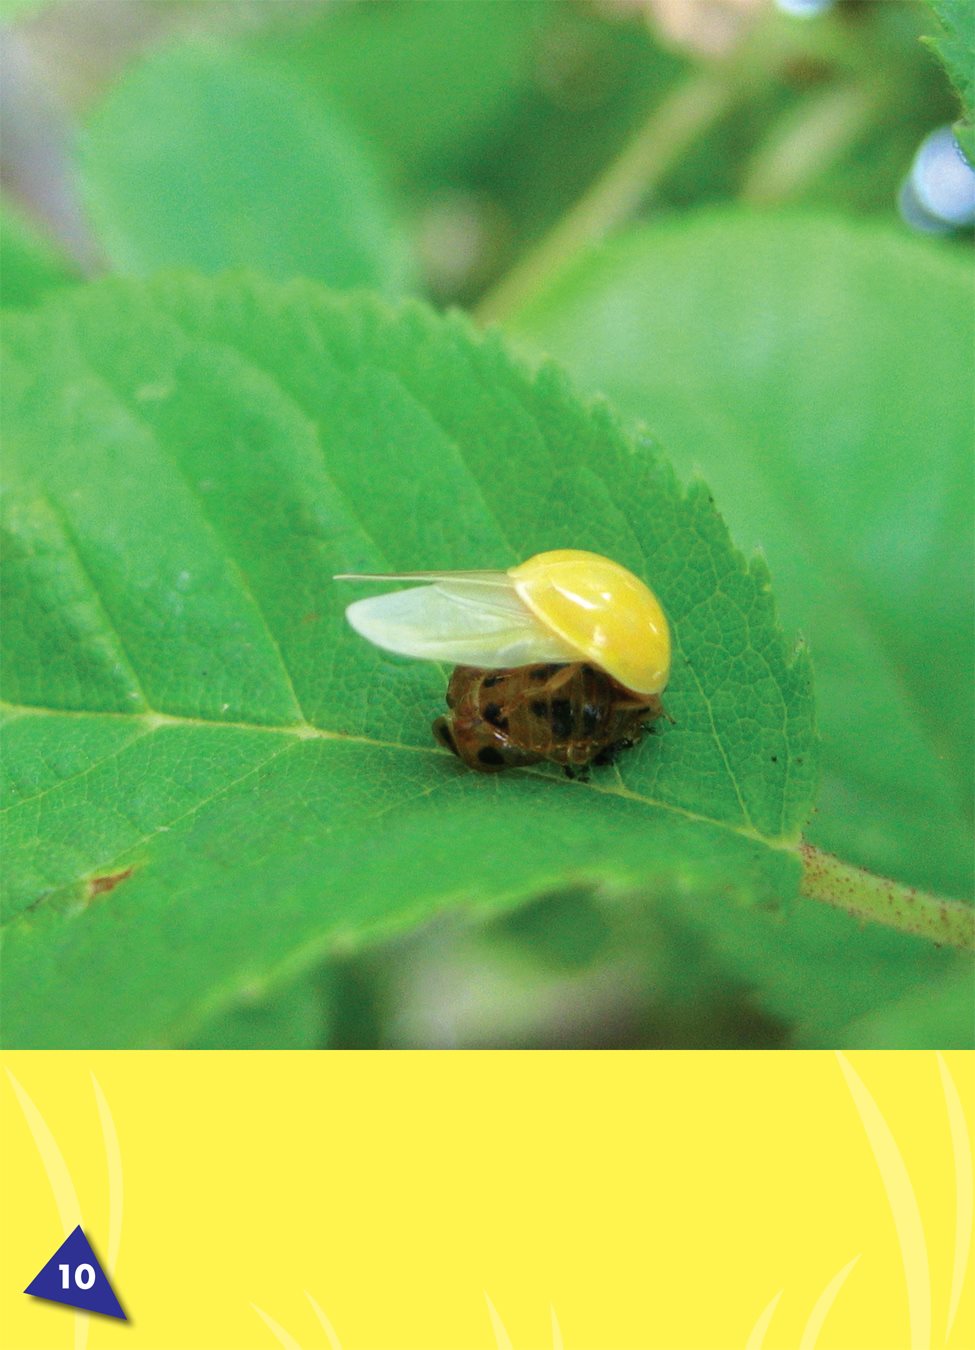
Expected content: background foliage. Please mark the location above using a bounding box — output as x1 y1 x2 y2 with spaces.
1 0 972 1048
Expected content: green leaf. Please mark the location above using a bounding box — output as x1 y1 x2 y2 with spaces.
78 44 410 292
488 887 614 973
658 881 971 1048
511 211 974 905
185 970 330 1049
1 274 814 1048
259 0 547 184
923 0 975 165
0 198 76 308
0 0 48 20
842 963 975 1049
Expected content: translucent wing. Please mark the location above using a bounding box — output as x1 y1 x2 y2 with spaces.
341 578 579 668
334 569 511 585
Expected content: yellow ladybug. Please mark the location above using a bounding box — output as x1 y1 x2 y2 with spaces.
336 549 671 777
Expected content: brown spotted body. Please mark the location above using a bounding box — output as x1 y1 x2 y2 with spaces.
433 662 664 777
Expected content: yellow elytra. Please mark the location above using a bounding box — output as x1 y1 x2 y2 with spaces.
336 548 671 699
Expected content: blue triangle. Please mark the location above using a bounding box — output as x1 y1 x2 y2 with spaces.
24 1225 126 1320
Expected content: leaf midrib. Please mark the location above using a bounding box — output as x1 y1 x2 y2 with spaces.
0 699 791 851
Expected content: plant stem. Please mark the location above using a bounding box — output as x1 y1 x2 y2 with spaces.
473 6 858 326
739 79 882 205
475 69 736 326
799 843 975 952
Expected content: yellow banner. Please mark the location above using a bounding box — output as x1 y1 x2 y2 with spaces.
2 1052 971 1349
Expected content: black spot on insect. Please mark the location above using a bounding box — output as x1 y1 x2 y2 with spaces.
531 663 562 681
477 746 506 766
549 698 573 739
483 702 508 730
530 699 548 718
482 673 503 688
582 704 600 734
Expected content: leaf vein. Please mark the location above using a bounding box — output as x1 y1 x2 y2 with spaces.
77 361 308 724
0 699 789 853
40 491 151 711
0 726 155 815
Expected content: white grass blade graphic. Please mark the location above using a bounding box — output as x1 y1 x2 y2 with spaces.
306 1292 343 1350
90 1074 123 1277
838 1054 931 1350
798 1256 859 1350
550 1304 564 1350
6 1072 89 1350
745 1290 783 1350
252 1303 304 1350
937 1054 973 1342
6 1071 82 1234
485 1292 514 1350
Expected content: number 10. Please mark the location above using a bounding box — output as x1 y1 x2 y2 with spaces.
59 1263 95 1290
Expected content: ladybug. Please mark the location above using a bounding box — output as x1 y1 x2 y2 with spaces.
336 549 671 776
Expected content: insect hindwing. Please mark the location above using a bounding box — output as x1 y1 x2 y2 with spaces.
343 578 578 668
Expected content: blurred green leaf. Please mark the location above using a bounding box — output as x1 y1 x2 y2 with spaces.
924 0 975 164
489 887 613 972
1 274 814 1047
79 43 410 292
0 0 47 20
260 0 547 184
465 6 682 237
185 970 329 1049
512 211 974 906
258 0 684 303
0 198 76 308
842 964 975 1049
656 876 971 1048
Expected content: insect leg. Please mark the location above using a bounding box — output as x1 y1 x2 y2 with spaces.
544 662 582 695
